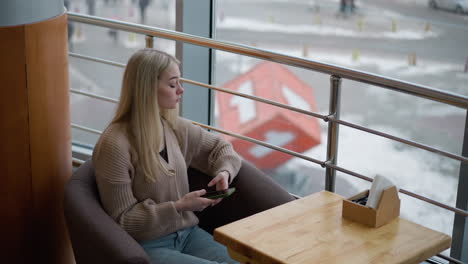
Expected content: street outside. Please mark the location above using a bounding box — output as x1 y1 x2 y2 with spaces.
68 0 467 241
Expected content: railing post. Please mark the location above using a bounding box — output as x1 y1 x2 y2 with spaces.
451 109 468 262
145 35 154 48
325 75 342 192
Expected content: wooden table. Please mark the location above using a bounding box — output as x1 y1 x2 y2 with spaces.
214 191 451 264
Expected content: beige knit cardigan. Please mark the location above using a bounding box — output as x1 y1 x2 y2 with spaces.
92 117 241 241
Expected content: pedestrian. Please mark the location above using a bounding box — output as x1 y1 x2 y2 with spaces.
339 0 346 15
92 48 241 264
107 27 118 45
139 0 150 24
107 14 121 45
465 57 468 73
350 0 356 13
86 0 96 16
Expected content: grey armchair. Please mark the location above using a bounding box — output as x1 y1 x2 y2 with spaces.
64 159 295 264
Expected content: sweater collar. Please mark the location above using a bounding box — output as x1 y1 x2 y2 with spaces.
160 119 175 173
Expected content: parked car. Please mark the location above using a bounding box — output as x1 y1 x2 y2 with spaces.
429 0 468 14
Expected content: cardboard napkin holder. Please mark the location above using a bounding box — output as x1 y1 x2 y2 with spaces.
342 186 400 228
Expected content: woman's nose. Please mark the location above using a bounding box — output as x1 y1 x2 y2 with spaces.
177 85 184 95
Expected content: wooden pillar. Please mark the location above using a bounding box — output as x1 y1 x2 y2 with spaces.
0 12 72 263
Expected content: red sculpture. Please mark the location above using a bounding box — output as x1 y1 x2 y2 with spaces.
216 61 321 170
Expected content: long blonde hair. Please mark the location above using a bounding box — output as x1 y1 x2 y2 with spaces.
112 48 180 182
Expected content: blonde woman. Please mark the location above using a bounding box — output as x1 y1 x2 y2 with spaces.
92 48 241 264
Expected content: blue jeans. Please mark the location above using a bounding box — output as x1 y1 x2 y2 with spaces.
139 226 239 264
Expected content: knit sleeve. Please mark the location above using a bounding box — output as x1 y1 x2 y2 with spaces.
92 127 182 240
175 118 241 183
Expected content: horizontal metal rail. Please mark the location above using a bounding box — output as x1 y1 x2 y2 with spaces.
192 121 468 218
69 52 126 68
68 12 468 109
70 88 119 103
325 163 468 217
193 121 324 166
67 53 467 164
327 116 468 163
182 78 327 120
72 157 85 167
70 121 323 167
71 156 303 200
436 253 465 264
187 77 466 163
73 115 468 215
71 123 102 135
67 53 327 121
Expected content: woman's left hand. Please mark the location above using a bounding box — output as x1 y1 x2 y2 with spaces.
207 171 230 206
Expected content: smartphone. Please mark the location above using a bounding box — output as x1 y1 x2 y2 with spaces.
201 187 236 200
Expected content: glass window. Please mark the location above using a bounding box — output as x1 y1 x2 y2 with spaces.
68 0 176 148
214 0 467 254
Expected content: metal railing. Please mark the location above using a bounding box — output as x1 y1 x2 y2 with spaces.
68 12 467 264
68 12 467 108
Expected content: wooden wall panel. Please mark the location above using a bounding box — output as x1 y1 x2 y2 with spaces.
0 25 32 264
25 13 73 264
0 13 72 263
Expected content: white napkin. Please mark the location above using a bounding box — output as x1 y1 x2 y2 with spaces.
366 175 395 209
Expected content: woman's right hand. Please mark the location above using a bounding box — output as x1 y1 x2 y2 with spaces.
174 189 215 212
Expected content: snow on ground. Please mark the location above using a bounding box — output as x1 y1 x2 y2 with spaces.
217 17 439 40
222 0 426 6
284 118 457 236
216 45 464 82
215 45 464 237
69 65 105 94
